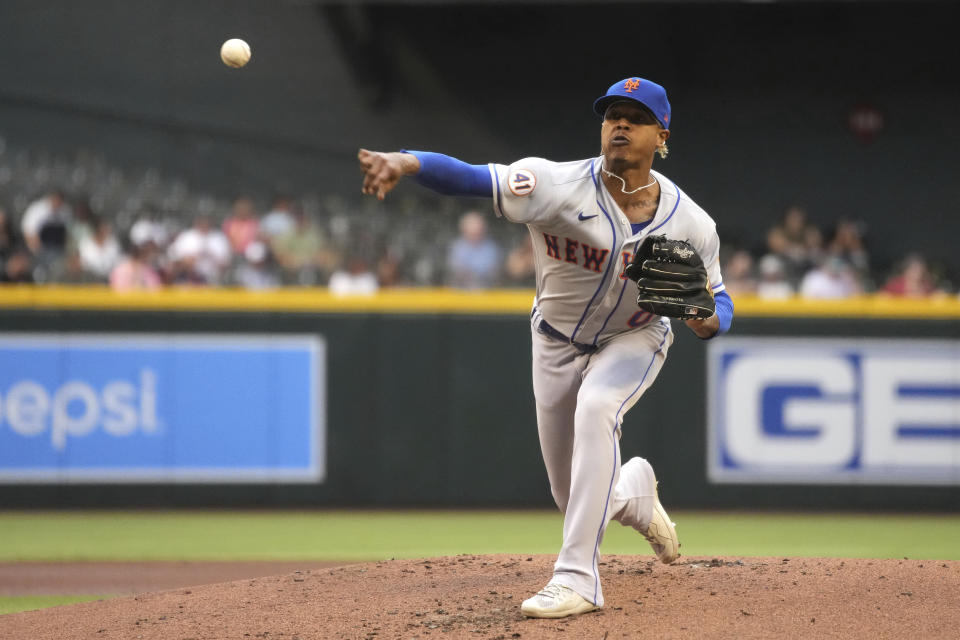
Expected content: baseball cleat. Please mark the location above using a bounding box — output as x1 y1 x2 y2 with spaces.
641 482 679 564
520 582 599 618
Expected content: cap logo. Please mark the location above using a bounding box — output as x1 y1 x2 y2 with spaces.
624 79 640 93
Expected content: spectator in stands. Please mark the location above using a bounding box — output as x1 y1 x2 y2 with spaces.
272 209 337 285
375 247 403 288
765 205 822 284
232 240 280 290
222 195 260 255
755 254 795 299
110 241 163 292
446 211 501 289
78 218 122 281
260 195 296 240
67 198 97 254
720 248 757 297
800 255 862 299
882 253 940 297
329 254 379 295
20 189 72 255
0 249 34 283
504 233 536 288
129 206 172 250
0 205 19 262
827 218 871 290
167 215 232 285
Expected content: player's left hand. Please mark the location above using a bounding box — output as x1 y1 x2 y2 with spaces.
684 314 720 339
358 149 420 200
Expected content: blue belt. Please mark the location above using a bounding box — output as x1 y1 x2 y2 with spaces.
537 317 599 355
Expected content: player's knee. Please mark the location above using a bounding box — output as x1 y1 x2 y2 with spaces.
573 398 620 434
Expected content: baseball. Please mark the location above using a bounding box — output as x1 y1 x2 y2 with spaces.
220 38 251 68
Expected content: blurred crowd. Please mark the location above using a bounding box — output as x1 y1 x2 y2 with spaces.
0 143 955 298
0 189 539 292
0 141 539 293
720 205 954 299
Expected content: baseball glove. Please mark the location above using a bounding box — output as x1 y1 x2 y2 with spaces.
622 235 715 319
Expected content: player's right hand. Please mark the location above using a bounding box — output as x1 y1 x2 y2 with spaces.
357 149 420 201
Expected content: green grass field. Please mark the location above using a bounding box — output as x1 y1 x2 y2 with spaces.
2 510 958 615
3 510 959 562
0 595 110 616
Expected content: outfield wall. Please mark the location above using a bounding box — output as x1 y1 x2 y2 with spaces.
0 288 957 510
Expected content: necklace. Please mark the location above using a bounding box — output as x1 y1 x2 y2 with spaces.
601 164 658 195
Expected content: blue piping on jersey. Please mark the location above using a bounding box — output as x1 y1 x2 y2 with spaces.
571 161 619 344
592 276 630 346
591 233 646 345
490 164 504 217
591 321 670 604
712 282 724 291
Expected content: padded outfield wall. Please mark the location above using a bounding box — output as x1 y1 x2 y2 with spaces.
0 288 956 510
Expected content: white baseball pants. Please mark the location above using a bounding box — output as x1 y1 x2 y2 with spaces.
530 316 674 606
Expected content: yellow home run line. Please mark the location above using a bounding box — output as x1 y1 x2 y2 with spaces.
0 286 958 318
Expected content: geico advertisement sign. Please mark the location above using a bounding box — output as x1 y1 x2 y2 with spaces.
0 369 159 451
708 338 960 485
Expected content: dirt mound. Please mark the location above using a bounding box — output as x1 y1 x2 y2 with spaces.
2 555 958 639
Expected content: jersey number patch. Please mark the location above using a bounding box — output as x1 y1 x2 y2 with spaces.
508 169 537 196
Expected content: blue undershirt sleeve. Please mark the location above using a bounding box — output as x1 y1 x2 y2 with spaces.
712 290 734 337
402 150 492 197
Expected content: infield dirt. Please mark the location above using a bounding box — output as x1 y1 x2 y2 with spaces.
2 554 958 639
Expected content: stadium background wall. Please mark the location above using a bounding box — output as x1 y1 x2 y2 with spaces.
0 291 956 511
0 1 958 271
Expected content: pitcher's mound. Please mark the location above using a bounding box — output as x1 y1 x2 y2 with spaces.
3 555 958 639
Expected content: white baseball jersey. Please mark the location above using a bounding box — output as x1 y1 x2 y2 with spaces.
488 156 724 345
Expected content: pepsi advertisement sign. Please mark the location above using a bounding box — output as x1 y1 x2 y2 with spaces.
709 338 959 486
0 334 324 483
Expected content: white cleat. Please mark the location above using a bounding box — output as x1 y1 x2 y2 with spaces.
641 482 679 564
520 582 599 618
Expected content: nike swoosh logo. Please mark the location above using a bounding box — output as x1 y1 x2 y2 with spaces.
577 211 598 221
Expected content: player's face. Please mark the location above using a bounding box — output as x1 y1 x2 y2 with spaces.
600 102 670 166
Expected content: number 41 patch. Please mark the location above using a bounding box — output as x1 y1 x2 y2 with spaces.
508 168 537 196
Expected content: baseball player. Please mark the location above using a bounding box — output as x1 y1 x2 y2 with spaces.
358 77 734 618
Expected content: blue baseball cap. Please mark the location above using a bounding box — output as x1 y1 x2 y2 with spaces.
593 77 671 129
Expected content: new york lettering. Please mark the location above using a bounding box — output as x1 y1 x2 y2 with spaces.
542 233 613 274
